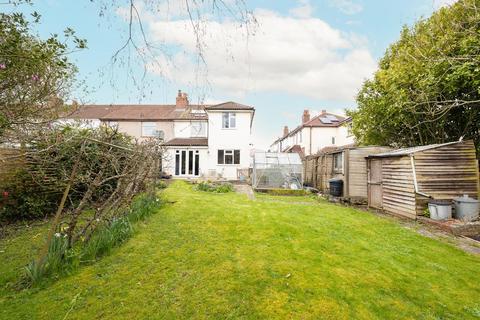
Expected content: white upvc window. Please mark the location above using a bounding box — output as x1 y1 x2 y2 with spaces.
191 121 206 137
141 122 157 137
222 112 236 129
217 149 240 165
332 137 336 145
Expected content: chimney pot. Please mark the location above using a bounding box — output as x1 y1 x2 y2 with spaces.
302 109 310 123
176 90 189 108
283 126 289 137
322 109 327 114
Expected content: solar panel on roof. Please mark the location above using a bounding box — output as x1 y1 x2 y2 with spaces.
320 117 332 124
325 115 339 122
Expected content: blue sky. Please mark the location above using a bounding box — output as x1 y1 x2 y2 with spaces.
6 0 453 148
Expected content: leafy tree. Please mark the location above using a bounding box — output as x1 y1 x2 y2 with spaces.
349 0 480 152
0 11 85 141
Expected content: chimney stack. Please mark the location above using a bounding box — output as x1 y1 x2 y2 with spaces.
176 90 189 108
302 109 310 123
321 109 327 114
283 126 289 137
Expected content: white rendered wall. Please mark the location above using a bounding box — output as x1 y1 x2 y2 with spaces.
206 110 253 180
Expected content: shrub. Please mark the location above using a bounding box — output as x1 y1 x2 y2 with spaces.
196 182 234 193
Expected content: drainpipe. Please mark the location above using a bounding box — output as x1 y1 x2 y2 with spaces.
410 155 431 198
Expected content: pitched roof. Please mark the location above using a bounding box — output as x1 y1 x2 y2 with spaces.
205 102 254 111
163 138 208 147
284 144 305 158
67 106 115 119
282 112 348 138
367 141 463 158
67 105 209 121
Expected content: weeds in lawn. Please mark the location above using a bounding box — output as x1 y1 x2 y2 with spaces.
23 192 163 286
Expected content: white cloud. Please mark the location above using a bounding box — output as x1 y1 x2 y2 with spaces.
289 0 314 18
329 0 363 15
433 0 457 8
145 8 376 102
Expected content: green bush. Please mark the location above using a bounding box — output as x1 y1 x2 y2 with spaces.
156 181 168 189
0 169 60 222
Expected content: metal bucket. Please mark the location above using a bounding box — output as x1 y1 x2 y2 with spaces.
453 195 479 221
428 200 452 220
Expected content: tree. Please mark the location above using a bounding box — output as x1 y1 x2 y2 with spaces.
0 11 85 142
348 0 480 152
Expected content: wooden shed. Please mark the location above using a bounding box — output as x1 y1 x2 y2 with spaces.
366 140 479 219
303 145 391 202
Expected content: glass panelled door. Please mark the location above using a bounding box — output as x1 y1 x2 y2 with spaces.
175 149 200 177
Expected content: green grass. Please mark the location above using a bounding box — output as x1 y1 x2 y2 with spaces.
1 181 480 319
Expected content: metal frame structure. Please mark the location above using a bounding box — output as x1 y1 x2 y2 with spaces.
252 152 303 190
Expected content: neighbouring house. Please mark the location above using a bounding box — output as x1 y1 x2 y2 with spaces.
65 90 255 180
269 109 354 157
303 145 391 202
366 140 479 219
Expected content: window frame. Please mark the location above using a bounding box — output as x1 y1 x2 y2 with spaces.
217 149 240 165
333 152 343 173
222 112 236 129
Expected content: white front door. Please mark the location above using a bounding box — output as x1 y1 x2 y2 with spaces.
175 149 200 177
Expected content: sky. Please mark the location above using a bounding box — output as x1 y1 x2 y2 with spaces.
5 0 456 149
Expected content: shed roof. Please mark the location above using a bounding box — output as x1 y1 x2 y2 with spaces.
367 141 463 158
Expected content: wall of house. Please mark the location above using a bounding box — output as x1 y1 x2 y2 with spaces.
336 125 355 146
206 110 253 180
277 123 355 157
309 127 338 154
173 120 208 138
116 121 174 141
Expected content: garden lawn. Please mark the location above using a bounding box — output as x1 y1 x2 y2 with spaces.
1 181 480 320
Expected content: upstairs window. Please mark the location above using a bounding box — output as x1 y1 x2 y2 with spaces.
222 112 236 129
141 122 157 137
218 149 240 164
332 137 336 145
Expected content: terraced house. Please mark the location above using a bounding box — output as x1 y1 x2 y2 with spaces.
67 90 255 180
269 109 354 157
